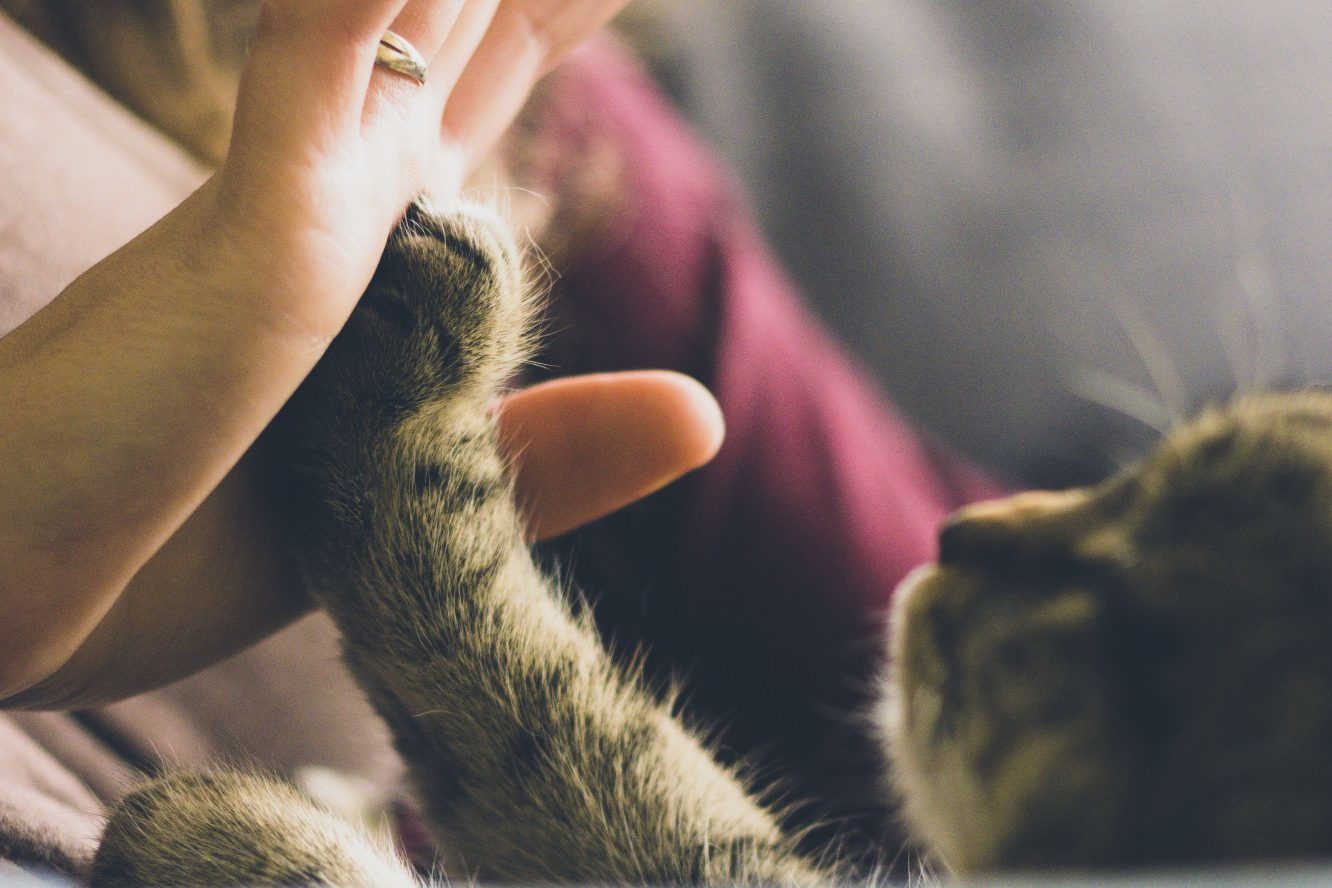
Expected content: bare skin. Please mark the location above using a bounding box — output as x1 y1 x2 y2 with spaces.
0 0 724 707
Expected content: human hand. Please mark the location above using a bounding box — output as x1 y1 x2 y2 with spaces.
0 0 632 701
209 0 628 340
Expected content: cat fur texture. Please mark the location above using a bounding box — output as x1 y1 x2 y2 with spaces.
886 393 1332 873
88 199 1332 883
90 201 824 886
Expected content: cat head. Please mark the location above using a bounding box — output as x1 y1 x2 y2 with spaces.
883 392 1332 873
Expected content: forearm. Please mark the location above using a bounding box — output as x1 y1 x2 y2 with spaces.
3 454 309 710
0 181 337 699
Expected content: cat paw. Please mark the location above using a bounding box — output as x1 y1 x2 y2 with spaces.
263 199 532 521
329 198 531 418
91 772 417 887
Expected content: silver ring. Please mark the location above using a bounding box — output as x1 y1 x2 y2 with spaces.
376 30 428 86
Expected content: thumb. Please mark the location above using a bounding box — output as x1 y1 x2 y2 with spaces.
496 371 725 541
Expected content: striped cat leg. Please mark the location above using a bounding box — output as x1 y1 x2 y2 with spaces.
271 202 830 884
90 772 416 887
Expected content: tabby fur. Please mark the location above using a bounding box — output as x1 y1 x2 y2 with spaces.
11 1 1332 882
90 202 827 886
886 394 1332 872
85 194 1332 884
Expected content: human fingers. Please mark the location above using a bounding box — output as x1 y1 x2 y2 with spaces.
419 0 501 115
230 0 410 165
441 0 628 162
362 2 500 197
362 0 468 126
496 371 726 542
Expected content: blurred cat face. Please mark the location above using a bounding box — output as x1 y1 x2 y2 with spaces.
883 393 1332 873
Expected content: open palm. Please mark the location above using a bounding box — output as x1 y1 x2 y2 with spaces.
204 0 628 340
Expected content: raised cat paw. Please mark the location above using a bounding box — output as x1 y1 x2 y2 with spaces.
352 199 531 408
263 198 531 538
287 198 530 437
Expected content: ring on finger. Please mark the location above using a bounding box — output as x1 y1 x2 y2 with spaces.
376 29 429 86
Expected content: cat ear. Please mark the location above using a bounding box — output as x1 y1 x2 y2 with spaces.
938 489 1105 565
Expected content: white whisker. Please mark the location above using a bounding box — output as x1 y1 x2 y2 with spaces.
1069 368 1173 435
1225 185 1286 394
1103 294 1189 425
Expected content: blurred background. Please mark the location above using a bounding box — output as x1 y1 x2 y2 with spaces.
628 0 1332 486
16 0 1331 487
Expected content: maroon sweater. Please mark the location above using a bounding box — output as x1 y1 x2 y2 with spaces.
528 43 1002 857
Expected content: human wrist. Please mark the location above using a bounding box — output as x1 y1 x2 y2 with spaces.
0 177 345 626
165 174 367 347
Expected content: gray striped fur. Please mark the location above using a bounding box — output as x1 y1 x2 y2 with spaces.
91 202 826 886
